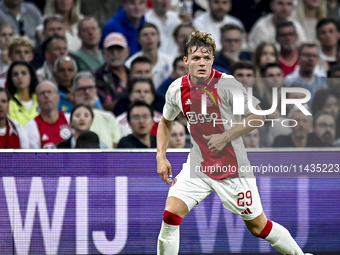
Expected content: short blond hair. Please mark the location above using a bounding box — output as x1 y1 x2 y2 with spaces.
184 30 216 57
8 36 33 55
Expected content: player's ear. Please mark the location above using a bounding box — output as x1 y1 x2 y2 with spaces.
183 56 188 65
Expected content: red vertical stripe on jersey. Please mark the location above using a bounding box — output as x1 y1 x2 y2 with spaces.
180 69 239 180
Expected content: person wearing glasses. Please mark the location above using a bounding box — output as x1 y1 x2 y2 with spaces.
54 55 102 113
117 99 156 148
72 71 121 148
24 80 72 149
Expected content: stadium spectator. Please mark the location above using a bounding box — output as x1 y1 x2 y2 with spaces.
25 80 72 149
213 24 251 74
101 0 147 56
258 63 288 147
145 0 182 55
36 36 68 84
259 63 284 119
285 43 328 107
157 56 188 97
0 87 28 148
0 0 43 45
313 110 337 146
312 89 340 139
129 55 153 80
72 71 121 148
75 130 101 148
0 36 34 88
31 15 66 70
242 128 260 148
6 61 39 126
229 0 271 33
0 22 14 73
73 17 104 72
93 32 130 112
316 18 340 66
276 21 299 76
293 0 327 42
81 0 122 28
169 120 187 148
53 55 78 112
173 23 195 56
114 57 165 116
56 104 107 148
253 42 279 96
113 56 159 116
193 0 244 52
248 0 307 50
44 0 83 52
231 61 258 93
117 99 156 148
273 107 323 147
125 22 173 88
116 77 162 137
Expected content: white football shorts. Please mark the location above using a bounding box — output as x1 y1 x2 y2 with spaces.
168 161 263 221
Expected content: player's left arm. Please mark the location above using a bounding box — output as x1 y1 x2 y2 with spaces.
204 105 265 153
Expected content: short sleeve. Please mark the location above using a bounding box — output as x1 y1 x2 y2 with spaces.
162 82 181 121
224 75 260 116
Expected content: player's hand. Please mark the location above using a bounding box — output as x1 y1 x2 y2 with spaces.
203 133 229 153
157 157 173 185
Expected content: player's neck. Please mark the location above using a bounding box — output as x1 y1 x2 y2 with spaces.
190 75 210 85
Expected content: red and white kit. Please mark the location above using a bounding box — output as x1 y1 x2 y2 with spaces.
25 112 71 149
163 68 262 220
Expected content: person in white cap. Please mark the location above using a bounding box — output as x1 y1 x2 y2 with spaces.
93 32 130 111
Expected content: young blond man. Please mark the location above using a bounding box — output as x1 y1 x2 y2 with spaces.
156 30 306 255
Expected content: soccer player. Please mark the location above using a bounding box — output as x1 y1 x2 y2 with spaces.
156 30 305 254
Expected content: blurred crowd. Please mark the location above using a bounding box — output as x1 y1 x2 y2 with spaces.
0 0 340 149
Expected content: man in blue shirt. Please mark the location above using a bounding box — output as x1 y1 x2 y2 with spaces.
101 0 146 56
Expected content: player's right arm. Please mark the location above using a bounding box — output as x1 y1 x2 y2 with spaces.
156 117 173 185
156 80 182 185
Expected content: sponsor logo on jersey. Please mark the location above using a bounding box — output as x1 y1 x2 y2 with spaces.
241 208 252 215
41 134 49 141
186 111 219 124
59 126 71 139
